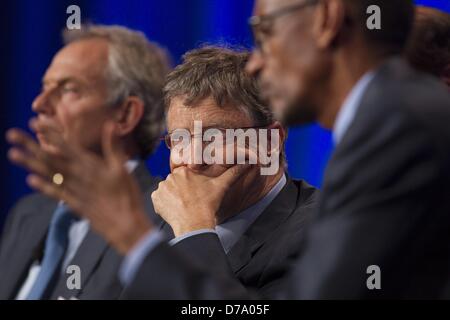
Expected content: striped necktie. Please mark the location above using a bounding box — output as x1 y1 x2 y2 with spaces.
27 203 77 300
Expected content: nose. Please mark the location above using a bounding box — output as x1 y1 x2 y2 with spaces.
245 50 264 77
186 163 208 172
170 139 208 172
171 156 208 173
32 89 55 115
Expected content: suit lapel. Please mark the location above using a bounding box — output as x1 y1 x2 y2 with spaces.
133 162 160 193
226 179 300 274
0 199 56 299
50 228 110 299
318 58 404 217
50 161 159 299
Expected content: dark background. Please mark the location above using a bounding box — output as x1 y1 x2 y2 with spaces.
1 0 449 231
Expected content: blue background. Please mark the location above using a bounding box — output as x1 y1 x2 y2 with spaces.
1 0 449 230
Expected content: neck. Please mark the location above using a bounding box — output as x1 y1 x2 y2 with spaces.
97 136 139 162
122 136 141 161
316 46 388 129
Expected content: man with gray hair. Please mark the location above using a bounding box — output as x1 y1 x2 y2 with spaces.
0 24 170 300
154 46 318 297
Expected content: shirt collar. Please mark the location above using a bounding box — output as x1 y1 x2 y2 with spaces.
215 174 287 253
125 159 140 173
333 71 377 145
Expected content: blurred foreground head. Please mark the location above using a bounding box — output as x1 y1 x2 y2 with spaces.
246 0 414 127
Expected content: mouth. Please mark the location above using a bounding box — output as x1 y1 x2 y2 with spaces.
259 79 282 102
260 83 275 102
260 88 284 112
35 132 46 143
35 131 55 148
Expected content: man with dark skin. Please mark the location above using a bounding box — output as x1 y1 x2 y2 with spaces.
7 0 450 299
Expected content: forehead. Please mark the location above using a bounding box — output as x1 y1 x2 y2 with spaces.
43 38 109 84
167 96 254 130
256 0 296 14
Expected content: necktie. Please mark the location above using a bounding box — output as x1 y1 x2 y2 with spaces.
27 203 77 300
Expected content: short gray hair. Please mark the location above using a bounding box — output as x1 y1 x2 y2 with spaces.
164 46 286 165
163 46 273 126
63 25 171 158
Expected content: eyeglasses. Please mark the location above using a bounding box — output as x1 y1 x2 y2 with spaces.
162 124 271 149
249 0 318 52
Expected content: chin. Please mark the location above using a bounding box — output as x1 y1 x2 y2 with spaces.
202 166 230 178
280 99 317 127
37 137 54 153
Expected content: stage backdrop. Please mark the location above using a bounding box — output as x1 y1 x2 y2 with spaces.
1 0 449 230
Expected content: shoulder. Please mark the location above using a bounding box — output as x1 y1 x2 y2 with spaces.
281 178 319 231
1 193 55 244
6 193 55 223
362 58 450 142
292 179 319 207
337 59 450 172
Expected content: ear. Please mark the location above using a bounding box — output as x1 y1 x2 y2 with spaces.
113 96 145 137
312 0 346 49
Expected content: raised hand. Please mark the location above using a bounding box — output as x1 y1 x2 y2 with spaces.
151 164 255 237
6 118 153 254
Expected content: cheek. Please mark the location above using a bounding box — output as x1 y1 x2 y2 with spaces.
56 102 107 145
198 165 229 178
276 33 316 86
53 104 74 140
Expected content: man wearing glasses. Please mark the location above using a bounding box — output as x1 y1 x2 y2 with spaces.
8 0 450 299
158 46 317 297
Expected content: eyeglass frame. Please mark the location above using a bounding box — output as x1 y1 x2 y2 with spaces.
248 0 319 52
161 123 272 149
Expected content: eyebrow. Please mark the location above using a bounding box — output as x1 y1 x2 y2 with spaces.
42 77 84 88
168 123 256 135
202 120 244 129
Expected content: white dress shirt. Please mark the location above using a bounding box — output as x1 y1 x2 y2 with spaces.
332 70 377 145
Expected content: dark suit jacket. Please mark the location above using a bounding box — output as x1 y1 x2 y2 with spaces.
122 57 450 299
0 162 161 300
160 178 318 298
